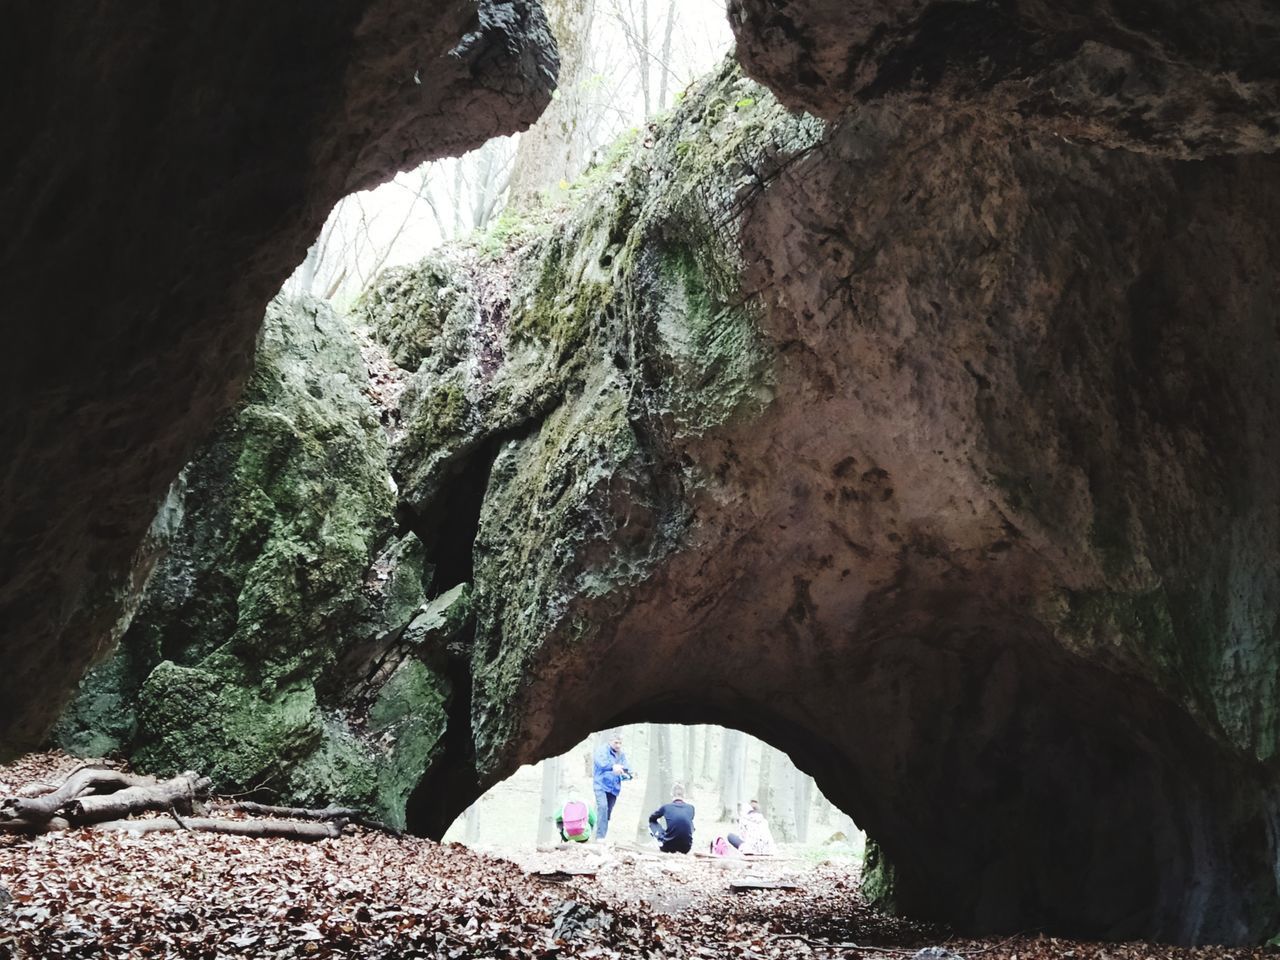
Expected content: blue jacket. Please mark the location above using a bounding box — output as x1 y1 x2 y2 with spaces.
592 742 631 795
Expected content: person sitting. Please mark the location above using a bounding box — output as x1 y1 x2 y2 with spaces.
727 799 775 855
648 782 695 854
555 795 596 843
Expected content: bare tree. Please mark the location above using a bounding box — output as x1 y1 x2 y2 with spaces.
684 725 697 785
508 0 599 208
794 772 815 844
700 725 717 781
537 754 563 845
718 729 747 821
763 747 798 842
635 724 672 841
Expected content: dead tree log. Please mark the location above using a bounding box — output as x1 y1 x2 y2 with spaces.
91 817 342 840
64 772 210 824
231 801 362 821
228 801 397 834
0 768 156 822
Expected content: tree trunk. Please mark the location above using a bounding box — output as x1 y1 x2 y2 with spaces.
701 725 716 781
537 755 563 846
718 729 747 821
0 768 156 823
794 773 815 844
65 773 210 825
656 0 676 110
765 749 798 842
755 740 773 815
506 0 597 208
684 726 697 784
91 816 341 840
635 724 672 841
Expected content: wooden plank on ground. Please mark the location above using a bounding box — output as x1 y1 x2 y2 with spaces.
729 878 801 892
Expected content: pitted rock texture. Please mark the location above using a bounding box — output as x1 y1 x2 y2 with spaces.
356 63 1278 943
0 0 556 755
30 6 1280 948
59 296 459 828
727 0 1280 157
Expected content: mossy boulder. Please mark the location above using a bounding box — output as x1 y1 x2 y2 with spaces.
57 295 451 822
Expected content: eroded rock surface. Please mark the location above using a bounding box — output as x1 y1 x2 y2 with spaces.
82 55 1280 942
376 63 1280 943
59 297 463 828
727 0 1280 157
0 0 556 755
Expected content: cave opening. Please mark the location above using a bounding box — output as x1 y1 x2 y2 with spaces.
441 722 864 857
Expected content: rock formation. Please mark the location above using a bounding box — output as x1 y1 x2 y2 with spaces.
72 53 1280 943
12 0 1280 948
0 0 556 755
726 0 1280 157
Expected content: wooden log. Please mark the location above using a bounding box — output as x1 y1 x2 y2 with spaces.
729 878 801 892
1 768 156 823
227 801 396 834
531 868 598 882
65 772 210 825
90 817 342 840
231 801 361 821
0 816 70 834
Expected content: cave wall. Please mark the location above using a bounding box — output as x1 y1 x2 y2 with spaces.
0 0 556 756
12 0 1280 947
726 0 1280 156
374 63 1279 943
89 54 1280 941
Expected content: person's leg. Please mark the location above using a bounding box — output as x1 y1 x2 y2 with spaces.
727 833 742 848
594 788 610 839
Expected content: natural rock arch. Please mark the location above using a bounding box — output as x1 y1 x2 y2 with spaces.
8 0 1280 949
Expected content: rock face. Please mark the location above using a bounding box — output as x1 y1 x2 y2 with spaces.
77 54 1280 943
0 0 556 755
379 65 1280 943
59 296 461 829
727 0 1280 157
22 0 1280 948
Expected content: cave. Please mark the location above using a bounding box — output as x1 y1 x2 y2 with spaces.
5 0 1280 951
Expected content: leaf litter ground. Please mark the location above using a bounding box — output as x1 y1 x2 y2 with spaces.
1 753 1275 959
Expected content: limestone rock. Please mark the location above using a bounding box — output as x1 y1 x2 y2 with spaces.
727 0 1280 157
0 0 557 754
58 296 450 826
369 61 1280 943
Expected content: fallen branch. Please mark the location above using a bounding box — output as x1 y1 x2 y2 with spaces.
771 932 920 954
228 801 397 835
1 768 156 823
91 817 342 841
0 816 70 834
231 801 360 821
66 772 210 825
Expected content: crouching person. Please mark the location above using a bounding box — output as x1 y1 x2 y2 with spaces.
648 783 695 854
556 796 595 843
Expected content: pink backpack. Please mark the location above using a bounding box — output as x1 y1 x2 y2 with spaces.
711 836 730 856
562 800 589 838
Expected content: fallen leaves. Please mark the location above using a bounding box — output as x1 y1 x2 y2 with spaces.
1 754 1277 958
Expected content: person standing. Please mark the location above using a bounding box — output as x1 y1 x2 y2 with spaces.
648 782 695 854
592 732 632 840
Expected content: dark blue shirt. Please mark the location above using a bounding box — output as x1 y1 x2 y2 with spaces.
649 800 695 847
